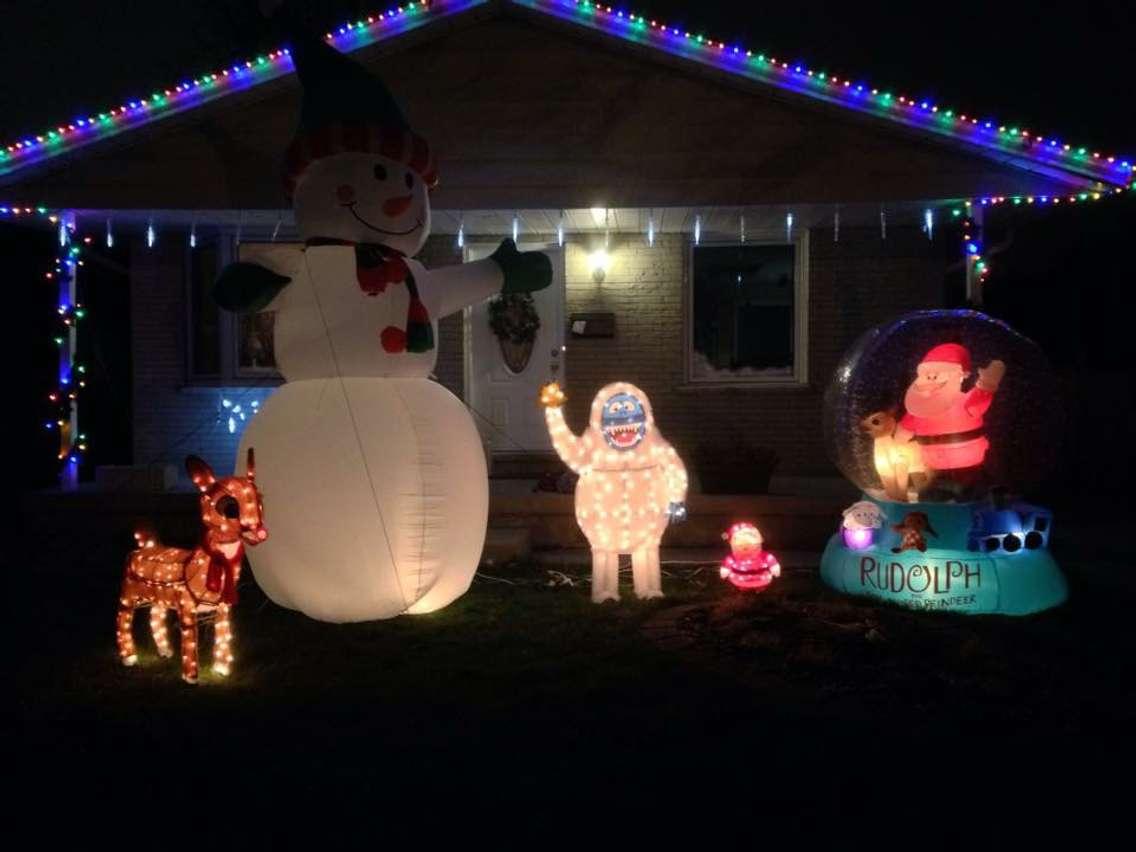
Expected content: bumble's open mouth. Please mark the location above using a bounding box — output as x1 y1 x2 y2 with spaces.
603 422 643 448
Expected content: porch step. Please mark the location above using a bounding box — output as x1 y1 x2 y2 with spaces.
489 451 563 479
480 526 532 565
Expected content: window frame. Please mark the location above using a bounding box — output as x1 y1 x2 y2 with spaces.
185 234 282 386
683 230 809 388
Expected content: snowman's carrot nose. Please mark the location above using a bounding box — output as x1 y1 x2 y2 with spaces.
383 194 413 217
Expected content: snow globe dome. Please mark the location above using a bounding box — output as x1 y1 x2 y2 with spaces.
823 309 1062 503
818 310 1067 616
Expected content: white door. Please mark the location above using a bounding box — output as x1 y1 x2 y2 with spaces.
465 245 564 452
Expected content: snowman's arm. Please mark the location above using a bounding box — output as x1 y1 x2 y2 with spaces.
421 258 505 319
213 262 291 313
544 406 588 474
422 239 553 319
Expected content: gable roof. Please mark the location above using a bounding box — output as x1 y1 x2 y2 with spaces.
0 0 1131 196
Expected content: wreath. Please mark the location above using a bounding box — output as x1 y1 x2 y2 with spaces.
488 293 541 344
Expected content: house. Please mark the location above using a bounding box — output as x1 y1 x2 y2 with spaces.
4 0 1131 548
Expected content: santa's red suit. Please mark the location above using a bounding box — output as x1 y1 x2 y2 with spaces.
899 343 993 471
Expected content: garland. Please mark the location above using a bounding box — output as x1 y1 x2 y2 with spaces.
488 293 540 345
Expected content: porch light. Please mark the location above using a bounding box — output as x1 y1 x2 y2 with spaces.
589 248 610 283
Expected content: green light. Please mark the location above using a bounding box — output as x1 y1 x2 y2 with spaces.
53 336 64 346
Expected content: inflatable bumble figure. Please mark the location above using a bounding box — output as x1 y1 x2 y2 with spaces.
820 310 1066 615
215 19 552 622
540 381 687 602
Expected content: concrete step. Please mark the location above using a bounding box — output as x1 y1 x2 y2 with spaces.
530 548 822 570
481 526 532 565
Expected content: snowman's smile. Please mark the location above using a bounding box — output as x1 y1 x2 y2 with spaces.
343 203 422 236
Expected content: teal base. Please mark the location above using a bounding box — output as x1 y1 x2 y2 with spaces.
819 497 1068 616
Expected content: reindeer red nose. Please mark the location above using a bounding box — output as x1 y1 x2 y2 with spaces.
256 528 268 541
382 194 413 217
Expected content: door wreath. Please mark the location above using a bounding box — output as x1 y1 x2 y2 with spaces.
488 293 541 374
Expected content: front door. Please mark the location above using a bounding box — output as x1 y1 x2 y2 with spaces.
465 245 564 452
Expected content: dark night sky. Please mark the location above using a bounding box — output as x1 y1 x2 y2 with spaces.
0 0 1133 151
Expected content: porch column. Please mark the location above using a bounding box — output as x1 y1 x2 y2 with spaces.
58 211 79 490
964 204 985 306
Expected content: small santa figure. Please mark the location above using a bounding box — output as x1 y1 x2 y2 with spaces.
719 522 781 592
893 343 1005 492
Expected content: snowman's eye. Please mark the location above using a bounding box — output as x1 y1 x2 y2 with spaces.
404 172 414 189
373 164 388 181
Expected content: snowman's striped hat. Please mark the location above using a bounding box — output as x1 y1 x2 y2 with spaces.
283 123 438 198
281 23 438 197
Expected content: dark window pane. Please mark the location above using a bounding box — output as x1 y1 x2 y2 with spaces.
238 311 277 370
691 244 795 380
189 242 221 376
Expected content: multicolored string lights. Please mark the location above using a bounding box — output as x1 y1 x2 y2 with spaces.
43 215 88 488
0 0 1130 190
518 0 1131 189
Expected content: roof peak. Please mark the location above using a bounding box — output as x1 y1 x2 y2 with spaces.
0 0 1131 191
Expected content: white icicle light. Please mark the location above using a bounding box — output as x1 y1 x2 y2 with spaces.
189 223 197 249
457 218 465 249
786 212 794 242
694 214 701 246
880 209 887 240
557 212 564 248
512 213 519 243
105 218 114 248
740 213 746 244
924 208 934 241
146 221 156 248
647 212 655 247
541 381 688 602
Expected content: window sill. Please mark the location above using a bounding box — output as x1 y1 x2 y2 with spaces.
179 378 283 391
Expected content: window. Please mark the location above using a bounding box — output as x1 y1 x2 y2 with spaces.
686 235 808 385
186 236 280 383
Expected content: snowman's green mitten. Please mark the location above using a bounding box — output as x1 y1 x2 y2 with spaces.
213 262 292 313
490 238 553 294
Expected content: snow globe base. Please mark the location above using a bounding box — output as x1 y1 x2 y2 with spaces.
820 495 1067 616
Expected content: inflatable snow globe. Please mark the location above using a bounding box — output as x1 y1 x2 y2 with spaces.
819 309 1067 615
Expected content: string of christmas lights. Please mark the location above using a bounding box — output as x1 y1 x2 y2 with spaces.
42 217 91 486
521 0 1132 189
0 0 1131 190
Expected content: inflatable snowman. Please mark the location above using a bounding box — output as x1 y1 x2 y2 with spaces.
214 25 551 622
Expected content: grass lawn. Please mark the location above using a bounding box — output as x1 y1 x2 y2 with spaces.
11 523 1135 830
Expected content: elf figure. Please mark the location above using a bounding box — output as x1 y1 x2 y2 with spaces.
893 343 1005 494
214 20 551 622
719 523 781 592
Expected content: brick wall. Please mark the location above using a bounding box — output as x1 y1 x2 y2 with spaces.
549 227 948 478
132 229 947 481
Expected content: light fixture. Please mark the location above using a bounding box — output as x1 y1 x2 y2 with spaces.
589 248 610 283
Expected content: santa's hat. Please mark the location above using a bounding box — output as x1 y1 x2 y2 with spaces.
920 342 971 372
281 26 437 197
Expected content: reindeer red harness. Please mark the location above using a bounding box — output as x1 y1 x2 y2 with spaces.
115 449 268 683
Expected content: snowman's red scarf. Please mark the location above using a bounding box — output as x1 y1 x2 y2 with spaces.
305 238 433 354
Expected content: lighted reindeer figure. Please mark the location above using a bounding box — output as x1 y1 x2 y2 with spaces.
116 450 268 683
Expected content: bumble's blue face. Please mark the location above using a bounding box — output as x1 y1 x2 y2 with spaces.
600 392 647 450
